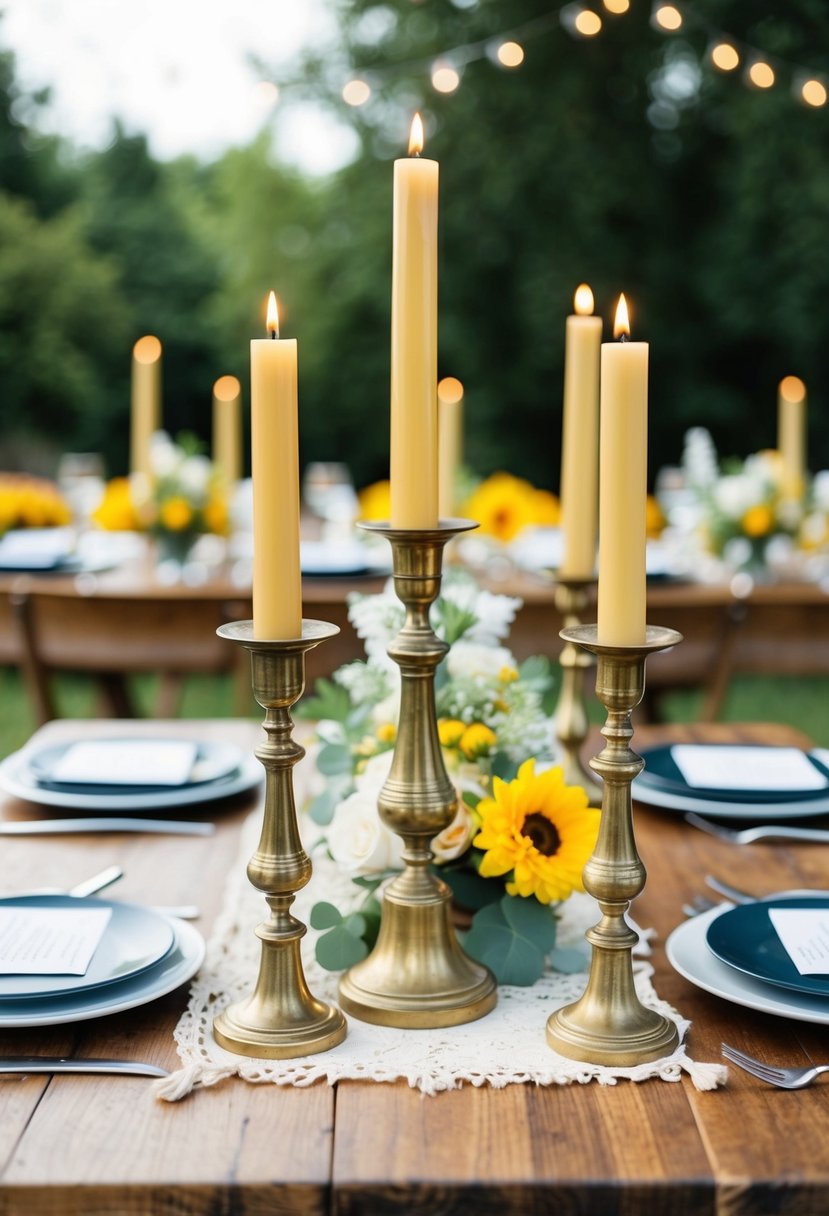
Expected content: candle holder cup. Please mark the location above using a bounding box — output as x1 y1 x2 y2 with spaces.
553 579 603 808
213 619 347 1059
338 520 498 1028
546 623 682 1066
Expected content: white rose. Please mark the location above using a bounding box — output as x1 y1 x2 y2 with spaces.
431 802 476 864
327 787 403 875
178 455 212 497
446 641 516 682
713 474 760 520
355 749 393 793
149 434 179 479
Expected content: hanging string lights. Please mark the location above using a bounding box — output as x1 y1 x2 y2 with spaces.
326 1 827 113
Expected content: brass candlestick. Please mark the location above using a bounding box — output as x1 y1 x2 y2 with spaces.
546 623 682 1066
338 520 498 1028
213 619 347 1059
553 579 602 808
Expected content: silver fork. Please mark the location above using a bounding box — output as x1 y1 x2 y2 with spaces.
722 1043 829 1089
684 812 829 845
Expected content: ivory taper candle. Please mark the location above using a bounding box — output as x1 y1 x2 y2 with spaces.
777 375 807 501
213 374 242 484
130 335 162 478
250 292 302 639
559 284 602 578
390 113 439 528
438 376 464 518
597 294 648 646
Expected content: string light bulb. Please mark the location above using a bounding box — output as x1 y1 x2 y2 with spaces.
747 59 775 89
496 40 525 68
653 4 682 32
710 42 740 72
574 9 602 37
800 78 827 107
431 62 461 93
603 0 630 13
342 78 371 106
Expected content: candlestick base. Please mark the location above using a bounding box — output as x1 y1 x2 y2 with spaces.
553 579 603 808
213 620 347 1059
546 623 682 1066
338 521 497 1028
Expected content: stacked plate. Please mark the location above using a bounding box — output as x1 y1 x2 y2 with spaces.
0 738 262 812
0 894 205 1027
667 896 829 1025
634 743 829 821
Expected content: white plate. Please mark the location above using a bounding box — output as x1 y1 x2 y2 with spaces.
666 903 829 1025
632 779 829 822
0 748 263 812
0 895 175 1000
0 917 205 1027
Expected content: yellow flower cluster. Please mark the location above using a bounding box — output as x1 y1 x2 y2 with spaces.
438 718 497 759
0 474 72 534
93 476 229 537
462 472 559 543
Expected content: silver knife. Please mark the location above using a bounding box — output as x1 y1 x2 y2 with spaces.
0 1056 168 1077
0 818 214 836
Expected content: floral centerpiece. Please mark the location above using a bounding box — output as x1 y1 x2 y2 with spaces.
681 428 803 571
0 473 71 535
298 570 601 985
94 431 229 560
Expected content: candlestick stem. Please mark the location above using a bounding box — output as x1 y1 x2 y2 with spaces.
553 580 603 807
546 623 682 1065
338 520 498 1028
213 619 347 1058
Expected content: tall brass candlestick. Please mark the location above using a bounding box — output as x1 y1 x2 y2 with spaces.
553 579 602 808
546 623 682 1065
338 520 498 1027
213 619 347 1058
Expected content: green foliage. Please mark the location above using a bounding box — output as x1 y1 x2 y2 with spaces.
294 677 353 723
463 895 560 986
311 891 383 970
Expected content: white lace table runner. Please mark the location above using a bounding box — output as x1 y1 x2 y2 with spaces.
156 763 726 1100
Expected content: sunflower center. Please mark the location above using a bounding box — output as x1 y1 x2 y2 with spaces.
522 812 561 857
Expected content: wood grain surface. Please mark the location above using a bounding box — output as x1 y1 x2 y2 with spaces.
1 717 828 1214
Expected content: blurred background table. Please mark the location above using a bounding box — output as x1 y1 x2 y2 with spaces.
3 553 829 727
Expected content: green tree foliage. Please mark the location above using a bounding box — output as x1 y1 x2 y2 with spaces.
294 0 829 488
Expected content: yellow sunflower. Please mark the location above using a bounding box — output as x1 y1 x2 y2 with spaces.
462 472 537 542
358 479 391 521
473 759 600 904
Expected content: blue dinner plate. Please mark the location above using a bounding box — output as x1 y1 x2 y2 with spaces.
706 897 829 998
0 895 175 1001
637 744 829 805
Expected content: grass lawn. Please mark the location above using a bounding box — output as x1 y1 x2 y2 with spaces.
1 665 827 758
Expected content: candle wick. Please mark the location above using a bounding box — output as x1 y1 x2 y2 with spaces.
619 333 628 344
269 329 277 340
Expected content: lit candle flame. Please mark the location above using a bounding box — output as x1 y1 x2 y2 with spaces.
574 284 594 316
266 290 279 338
408 113 424 157
613 293 631 340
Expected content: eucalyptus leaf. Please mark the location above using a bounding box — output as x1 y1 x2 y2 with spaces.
491 752 519 783
439 865 502 911
316 742 353 776
294 678 352 723
342 912 367 939
315 924 369 971
464 903 545 986
549 946 589 974
309 901 343 930
501 895 558 952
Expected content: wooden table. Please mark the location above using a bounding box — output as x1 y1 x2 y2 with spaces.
1 717 828 1214
4 554 829 725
